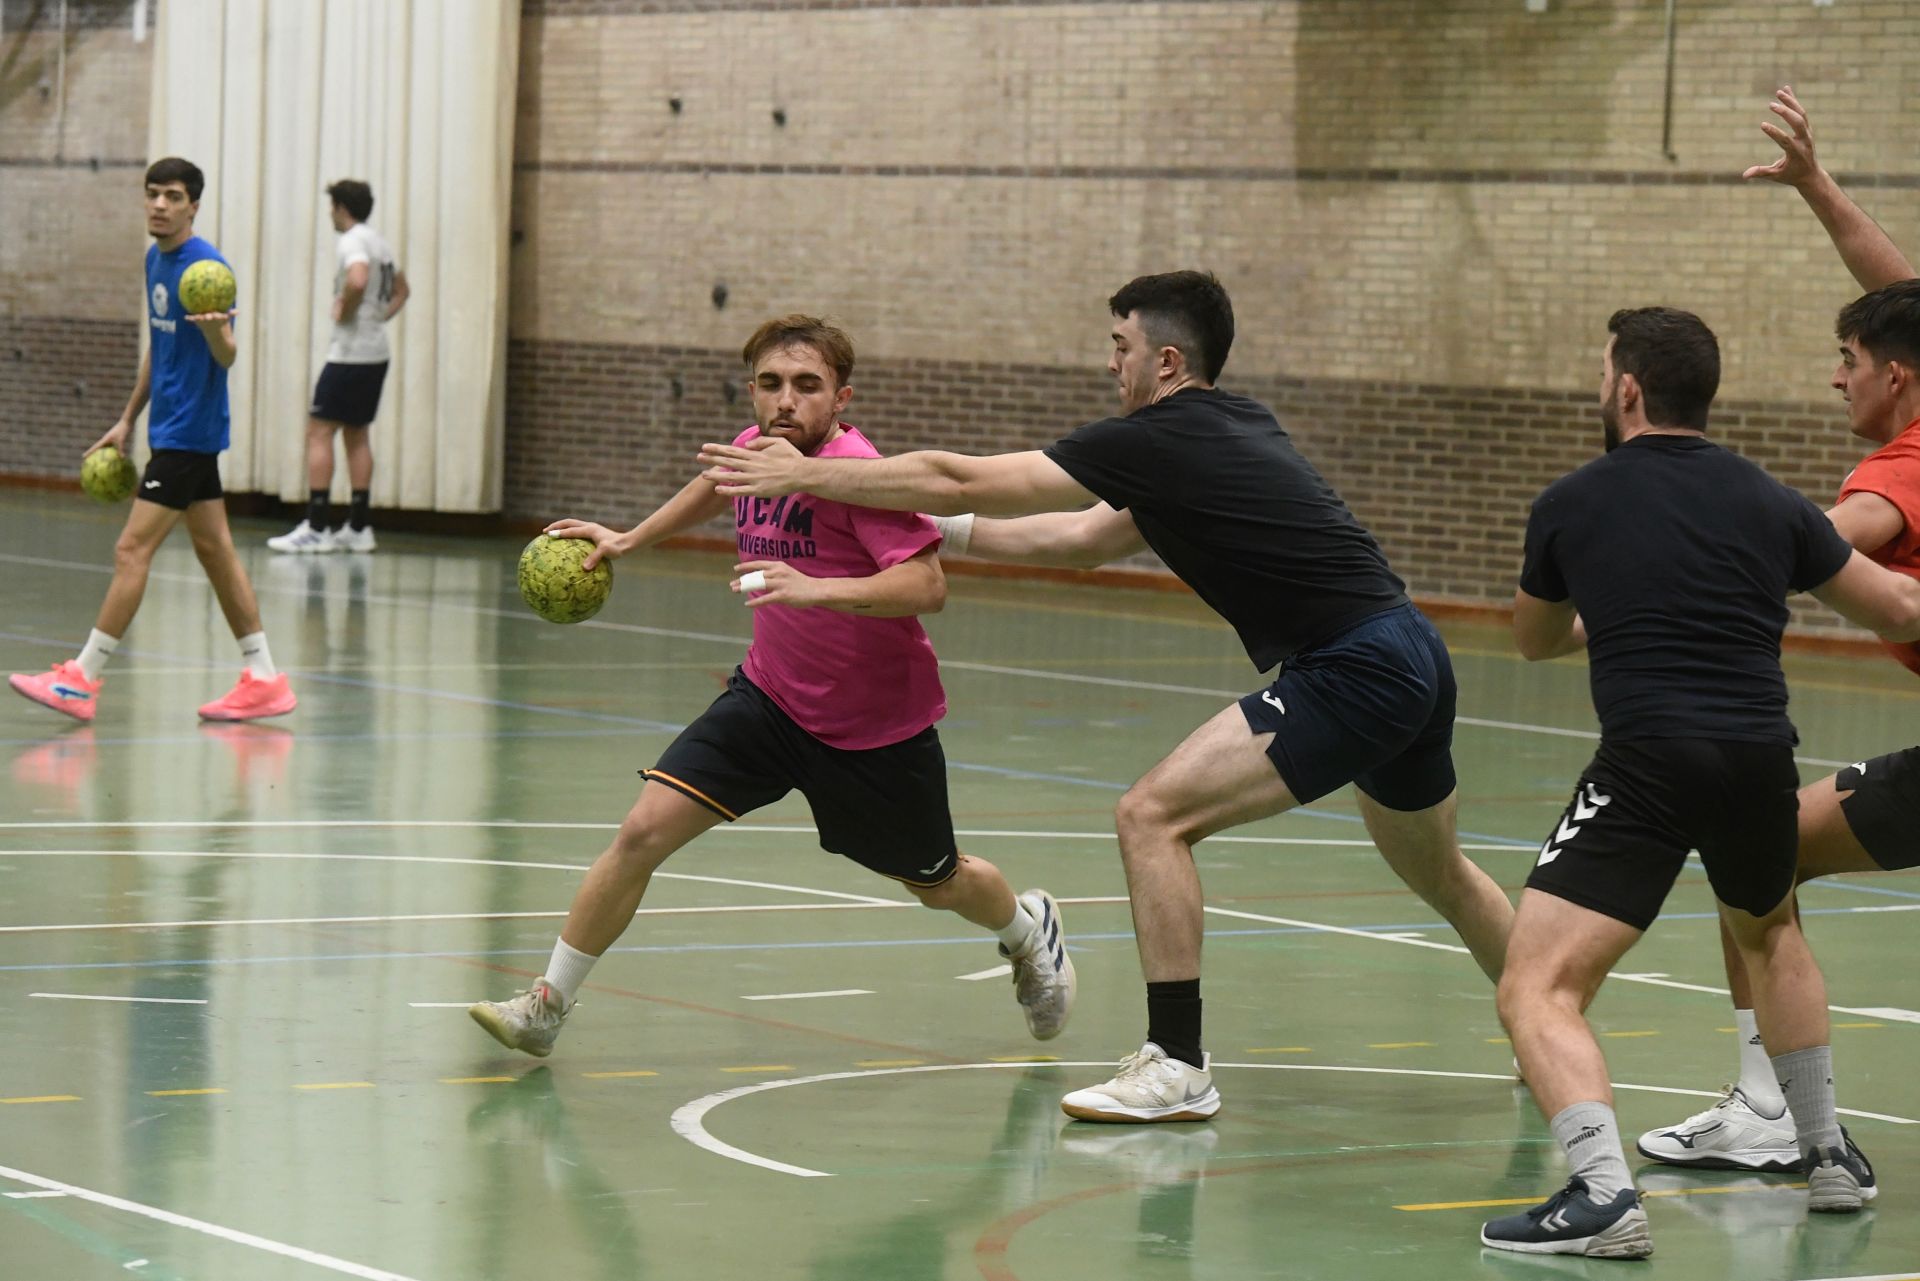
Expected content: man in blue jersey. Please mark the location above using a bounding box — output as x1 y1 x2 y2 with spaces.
9 157 296 723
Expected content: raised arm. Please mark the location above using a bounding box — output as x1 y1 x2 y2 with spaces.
697 440 1097 518
544 474 731 568
1746 86 1916 291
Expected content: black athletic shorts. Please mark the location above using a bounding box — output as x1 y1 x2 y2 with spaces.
642 667 960 887
1237 602 1458 812
138 449 223 510
310 361 389 427
1525 738 1800 930
1838 747 1920 871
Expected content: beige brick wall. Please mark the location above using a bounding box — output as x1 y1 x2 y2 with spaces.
8 0 1920 641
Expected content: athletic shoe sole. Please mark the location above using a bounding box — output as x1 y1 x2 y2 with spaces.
1808 1164 1876 1212
1633 1138 1799 1173
1480 1207 1653 1258
1061 1089 1222 1124
467 1003 554 1058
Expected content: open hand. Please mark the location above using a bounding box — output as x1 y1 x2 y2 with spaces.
1743 86 1820 187
698 436 807 497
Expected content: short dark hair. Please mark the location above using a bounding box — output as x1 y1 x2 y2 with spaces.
1108 270 1235 383
327 180 375 223
741 315 855 387
145 157 204 203
1836 279 1920 370
1605 306 1720 431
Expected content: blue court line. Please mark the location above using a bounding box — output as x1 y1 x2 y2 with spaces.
0 904 1889 975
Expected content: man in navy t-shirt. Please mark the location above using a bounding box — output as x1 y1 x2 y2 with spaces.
8 157 297 724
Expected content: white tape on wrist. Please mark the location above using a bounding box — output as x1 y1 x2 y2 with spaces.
739 570 768 593
928 512 975 557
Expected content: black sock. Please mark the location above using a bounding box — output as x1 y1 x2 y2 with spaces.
304 489 329 528
349 489 372 531
1145 979 1204 1068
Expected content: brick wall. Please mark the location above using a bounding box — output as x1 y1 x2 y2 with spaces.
7 0 1918 640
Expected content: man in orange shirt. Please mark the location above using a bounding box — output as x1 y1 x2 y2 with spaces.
1638 87 1920 1175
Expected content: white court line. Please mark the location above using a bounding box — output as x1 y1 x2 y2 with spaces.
28 993 206 1005
407 1002 473 1009
0 1162 421 1280
5 1190 68 1199
1205 904 1920 1052
957 964 1013 981
669 1060 1920 1178
741 989 873 1002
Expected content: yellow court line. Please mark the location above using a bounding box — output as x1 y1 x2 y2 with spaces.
1600 1030 1661 1039
1245 1047 1313 1054
720 1065 793 1074
1 1095 80 1105
1398 1182 1809 1212
1368 1042 1435 1050
854 1060 925 1068
1484 1037 1511 1045
292 1082 376 1091
146 1088 226 1097
439 1076 514 1086
989 1055 1062 1063
583 1070 659 1079
1835 1021 1885 1029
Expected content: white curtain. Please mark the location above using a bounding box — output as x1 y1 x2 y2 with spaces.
148 0 518 513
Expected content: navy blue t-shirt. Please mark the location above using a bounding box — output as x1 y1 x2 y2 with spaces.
145 236 232 453
1520 433 1852 744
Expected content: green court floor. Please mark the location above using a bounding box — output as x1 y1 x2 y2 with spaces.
1 488 1916 1280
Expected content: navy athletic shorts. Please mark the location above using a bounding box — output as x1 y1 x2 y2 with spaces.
310 361 389 427
1838 747 1920 871
1237 602 1458 812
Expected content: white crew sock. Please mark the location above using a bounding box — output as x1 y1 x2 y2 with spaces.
543 938 598 1006
993 898 1038 950
237 631 278 680
75 629 119 682
1734 1009 1787 1114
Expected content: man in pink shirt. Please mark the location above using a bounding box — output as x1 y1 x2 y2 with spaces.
470 315 1074 1057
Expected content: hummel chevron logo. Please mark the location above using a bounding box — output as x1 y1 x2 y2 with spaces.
1540 1207 1573 1232
1536 784 1613 867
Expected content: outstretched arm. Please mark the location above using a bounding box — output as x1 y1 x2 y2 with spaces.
939 502 1148 568
1746 86 1916 291
698 440 1097 517
544 474 730 569
1812 550 1920 643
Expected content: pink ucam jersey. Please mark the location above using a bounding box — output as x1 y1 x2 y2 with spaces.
735 424 947 749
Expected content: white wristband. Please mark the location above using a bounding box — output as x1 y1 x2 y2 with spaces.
928 512 975 557
738 570 768 593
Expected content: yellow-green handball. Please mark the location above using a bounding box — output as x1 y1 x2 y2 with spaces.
80 446 138 503
178 259 236 315
518 533 613 624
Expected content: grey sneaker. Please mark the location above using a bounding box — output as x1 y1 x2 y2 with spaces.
1002 889 1075 1040
469 979 571 1057
1480 1177 1652 1258
1806 1128 1878 1213
1061 1042 1221 1123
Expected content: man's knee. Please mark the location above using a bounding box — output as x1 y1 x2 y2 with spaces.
1115 783 1176 843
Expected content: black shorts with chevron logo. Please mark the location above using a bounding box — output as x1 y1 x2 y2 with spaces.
1525 738 1800 930
1838 746 1920 871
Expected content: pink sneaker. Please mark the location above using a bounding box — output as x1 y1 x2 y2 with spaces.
9 661 102 722
198 670 297 722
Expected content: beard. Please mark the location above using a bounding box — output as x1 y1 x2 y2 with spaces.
1600 392 1622 453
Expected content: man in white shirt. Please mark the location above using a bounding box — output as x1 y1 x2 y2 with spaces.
269 179 409 553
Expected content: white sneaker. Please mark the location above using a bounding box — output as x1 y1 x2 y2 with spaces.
1062 1042 1220 1123
267 520 337 554
328 523 377 553
468 979 571 1058
1003 889 1075 1040
1635 1086 1799 1172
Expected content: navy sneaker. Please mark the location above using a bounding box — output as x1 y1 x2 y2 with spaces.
1480 1177 1652 1258
1806 1127 1878 1213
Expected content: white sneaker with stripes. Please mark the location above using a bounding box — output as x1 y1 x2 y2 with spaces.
1004 889 1075 1040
